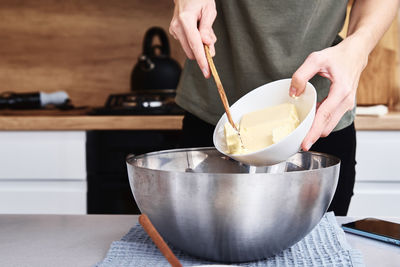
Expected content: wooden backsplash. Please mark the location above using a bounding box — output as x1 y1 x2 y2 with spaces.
340 6 400 110
0 0 186 107
0 1 399 109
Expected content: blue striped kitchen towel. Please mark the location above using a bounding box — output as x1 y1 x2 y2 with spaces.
95 212 364 267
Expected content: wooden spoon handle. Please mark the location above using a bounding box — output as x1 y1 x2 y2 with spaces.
204 44 238 131
139 214 183 267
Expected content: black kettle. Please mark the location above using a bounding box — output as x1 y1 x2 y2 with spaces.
131 27 182 91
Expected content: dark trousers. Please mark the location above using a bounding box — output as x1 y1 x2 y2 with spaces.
180 112 356 216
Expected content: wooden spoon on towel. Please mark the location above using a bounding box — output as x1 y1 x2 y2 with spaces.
139 214 183 267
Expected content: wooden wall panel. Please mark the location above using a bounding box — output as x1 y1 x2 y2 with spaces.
340 5 400 110
356 17 399 108
0 0 186 107
1 1 399 109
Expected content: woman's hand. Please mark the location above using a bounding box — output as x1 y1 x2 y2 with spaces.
169 0 217 78
290 36 368 151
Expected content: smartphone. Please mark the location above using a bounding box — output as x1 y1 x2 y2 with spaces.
342 218 400 246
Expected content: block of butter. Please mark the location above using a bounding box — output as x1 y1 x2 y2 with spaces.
224 123 247 154
224 103 300 154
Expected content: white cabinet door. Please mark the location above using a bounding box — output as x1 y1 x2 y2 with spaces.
355 131 400 182
0 131 86 214
348 131 400 217
0 131 86 180
0 180 86 214
348 182 400 217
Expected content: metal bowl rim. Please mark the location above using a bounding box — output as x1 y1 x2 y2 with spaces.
126 147 340 176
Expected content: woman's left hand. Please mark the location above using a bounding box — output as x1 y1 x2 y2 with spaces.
290 37 368 151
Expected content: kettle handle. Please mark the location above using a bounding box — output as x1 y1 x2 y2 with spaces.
143 27 170 57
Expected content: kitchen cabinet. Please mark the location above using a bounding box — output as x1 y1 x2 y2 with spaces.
0 131 86 214
0 127 399 216
86 130 181 214
348 131 400 217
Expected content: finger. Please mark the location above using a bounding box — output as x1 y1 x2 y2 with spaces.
210 29 217 43
170 10 196 60
320 93 355 137
169 26 177 40
290 52 324 97
202 29 217 56
209 29 217 56
209 44 216 57
305 82 356 148
180 14 210 78
172 26 195 60
320 103 347 137
169 7 180 40
199 6 217 46
301 83 345 151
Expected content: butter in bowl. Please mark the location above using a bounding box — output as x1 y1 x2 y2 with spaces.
213 78 317 166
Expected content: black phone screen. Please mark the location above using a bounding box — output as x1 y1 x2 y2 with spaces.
343 218 400 240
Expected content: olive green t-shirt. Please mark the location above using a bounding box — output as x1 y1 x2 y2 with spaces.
176 0 354 131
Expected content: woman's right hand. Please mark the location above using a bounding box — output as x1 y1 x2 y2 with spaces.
169 0 217 78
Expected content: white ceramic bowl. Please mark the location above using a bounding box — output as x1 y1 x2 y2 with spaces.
213 78 316 166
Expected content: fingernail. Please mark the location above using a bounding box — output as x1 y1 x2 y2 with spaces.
202 68 209 77
290 87 297 97
305 142 313 151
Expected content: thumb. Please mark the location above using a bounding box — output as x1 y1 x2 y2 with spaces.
290 52 323 97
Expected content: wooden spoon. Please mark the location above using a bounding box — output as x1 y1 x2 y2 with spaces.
139 214 183 267
204 45 238 131
204 45 244 148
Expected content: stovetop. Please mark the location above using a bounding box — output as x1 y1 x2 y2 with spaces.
89 90 185 116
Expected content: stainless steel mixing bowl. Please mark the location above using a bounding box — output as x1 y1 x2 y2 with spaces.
126 148 340 263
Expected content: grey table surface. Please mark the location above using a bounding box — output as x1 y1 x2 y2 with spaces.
0 214 399 267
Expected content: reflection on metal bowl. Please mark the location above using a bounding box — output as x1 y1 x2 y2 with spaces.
126 148 340 263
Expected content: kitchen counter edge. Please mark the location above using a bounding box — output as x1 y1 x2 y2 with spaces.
0 113 399 130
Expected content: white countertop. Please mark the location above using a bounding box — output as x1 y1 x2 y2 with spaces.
0 215 398 267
